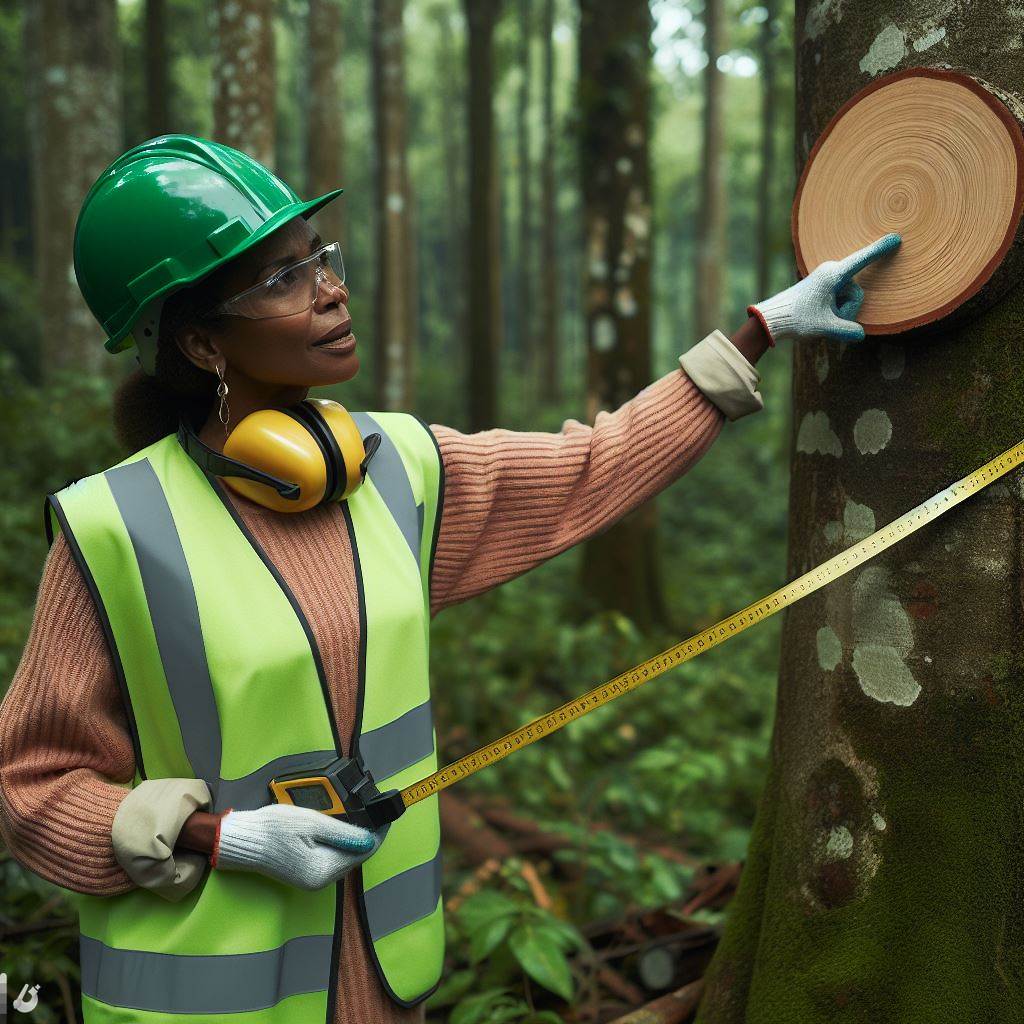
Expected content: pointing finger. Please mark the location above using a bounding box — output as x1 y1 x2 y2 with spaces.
835 232 902 284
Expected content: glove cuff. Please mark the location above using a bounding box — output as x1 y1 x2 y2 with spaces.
212 808 270 871
750 294 802 344
745 304 776 348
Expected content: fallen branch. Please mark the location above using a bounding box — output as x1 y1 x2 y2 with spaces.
54 970 79 1024
446 858 503 914
607 978 705 1024
467 795 702 870
519 860 553 910
679 863 741 917
439 790 515 864
598 963 647 1005
0 916 77 940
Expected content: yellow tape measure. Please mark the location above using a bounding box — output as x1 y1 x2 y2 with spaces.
270 438 1024 828
401 437 1024 809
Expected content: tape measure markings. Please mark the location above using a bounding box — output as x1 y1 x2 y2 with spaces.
400 439 1024 809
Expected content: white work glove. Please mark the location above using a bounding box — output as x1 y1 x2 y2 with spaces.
212 803 384 891
748 232 901 345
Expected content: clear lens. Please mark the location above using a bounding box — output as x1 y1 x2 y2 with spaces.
221 242 345 320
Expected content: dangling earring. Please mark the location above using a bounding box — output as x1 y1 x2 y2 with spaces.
216 363 230 437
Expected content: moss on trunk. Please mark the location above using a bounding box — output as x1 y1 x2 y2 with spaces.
696 3 1024 1020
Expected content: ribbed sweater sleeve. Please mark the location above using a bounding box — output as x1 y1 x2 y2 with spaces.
0 534 137 895
427 360 727 616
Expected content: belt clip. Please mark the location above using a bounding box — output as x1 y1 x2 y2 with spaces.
359 432 382 480
267 753 406 829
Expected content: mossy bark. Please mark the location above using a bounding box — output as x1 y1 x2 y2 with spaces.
695 4 1024 1021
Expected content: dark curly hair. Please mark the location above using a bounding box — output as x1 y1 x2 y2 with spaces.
111 267 234 454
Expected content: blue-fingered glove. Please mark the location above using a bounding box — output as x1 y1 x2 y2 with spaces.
212 802 386 891
748 232 902 345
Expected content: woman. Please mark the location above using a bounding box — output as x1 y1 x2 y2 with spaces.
0 134 899 1024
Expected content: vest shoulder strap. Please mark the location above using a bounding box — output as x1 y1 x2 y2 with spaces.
43 437 171 546
353 411 445 601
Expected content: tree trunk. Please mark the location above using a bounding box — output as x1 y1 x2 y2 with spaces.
694 0 726 339
213 0 275 170
464 0 503 430
538 0 560 404
307 0 346 250
431 0 466 371
144 0 170 138
516 0 534 409
371 0 415 410
695 9 1024 1023
577 0 666 630
756 0 777 301
25 0 122 378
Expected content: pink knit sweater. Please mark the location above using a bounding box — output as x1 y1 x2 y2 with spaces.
0 356 743 1023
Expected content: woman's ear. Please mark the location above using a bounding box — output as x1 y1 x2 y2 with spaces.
176 324 222 375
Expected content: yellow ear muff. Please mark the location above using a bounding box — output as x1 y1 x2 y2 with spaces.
221 399 369 513
310 398 366 500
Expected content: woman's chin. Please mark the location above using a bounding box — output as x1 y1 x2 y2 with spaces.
325 353 359 384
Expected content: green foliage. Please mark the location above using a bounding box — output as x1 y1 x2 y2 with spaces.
0 847 81 1023
427 881 589 1022
0 350 121 679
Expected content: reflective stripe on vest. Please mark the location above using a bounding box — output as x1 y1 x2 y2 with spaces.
46 411 446 1022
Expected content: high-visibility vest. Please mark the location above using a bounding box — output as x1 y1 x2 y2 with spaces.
44 411 446 1023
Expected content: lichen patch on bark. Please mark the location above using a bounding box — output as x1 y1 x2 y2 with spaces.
853 408 892 454
852 643 922 705
804 0 845 41
815 345 829 382
843 499 876 542
859 24 907 75
817 624 843 670
798 411 843 455
879 342 904 379
851 564 920 705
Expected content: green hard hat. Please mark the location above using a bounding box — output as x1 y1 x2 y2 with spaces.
73 133 343 368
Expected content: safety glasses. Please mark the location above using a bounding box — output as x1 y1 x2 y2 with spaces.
208 240 346 320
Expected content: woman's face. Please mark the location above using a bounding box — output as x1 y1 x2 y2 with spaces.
178 215 358 388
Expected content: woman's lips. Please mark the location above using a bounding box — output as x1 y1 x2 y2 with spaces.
315 331 356 353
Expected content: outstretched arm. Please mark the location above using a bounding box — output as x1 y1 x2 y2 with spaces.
428 320 769 616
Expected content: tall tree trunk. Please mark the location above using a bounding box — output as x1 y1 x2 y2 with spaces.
538 0 560 404
0 2 29 268
213 0 275 169
307 0 346 250
25 0 122 378
516 0 534 407
695 8 1024 1023
756 0 777 300
431 0 466 369
577 0 665 630
371 0 415 410
694 0 726 338
145 0 170 138
464 0 503 430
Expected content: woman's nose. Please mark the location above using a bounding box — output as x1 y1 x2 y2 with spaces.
316 274 347 309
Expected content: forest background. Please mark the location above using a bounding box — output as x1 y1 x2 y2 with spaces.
0 0 798 1020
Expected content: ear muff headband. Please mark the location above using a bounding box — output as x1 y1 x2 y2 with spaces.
177 413 303 500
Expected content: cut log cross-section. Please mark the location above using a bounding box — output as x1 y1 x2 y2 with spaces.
792 66 1024 334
